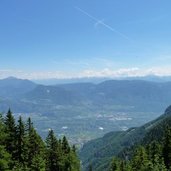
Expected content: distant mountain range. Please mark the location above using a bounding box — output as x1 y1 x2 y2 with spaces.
1 77 171 112
30 79 171 112
1 76 171 144
33 75 171 85
0 77 36 98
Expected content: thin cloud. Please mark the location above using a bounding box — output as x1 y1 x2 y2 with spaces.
81 68 141 78
74 6 131 41
1 67 171 80
94 19 105 28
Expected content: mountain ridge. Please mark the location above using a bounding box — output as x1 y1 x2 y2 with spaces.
1 77 171 146
0 77 36 98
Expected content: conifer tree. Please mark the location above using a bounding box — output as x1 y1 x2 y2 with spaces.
0 113 11 170
62 136 70 154
88 164 93 171
110 157 121 171
30 154 46 171
15 116 27 166
131 146 150 171
26 117 33 135
151 154 167 171
71 145 80 171
0 145 11 171
26 118 45 171
147 141 161 162
45 129 61 171
162 125 171 169
4 109 16 165
72 145 76 154
0 113 6 145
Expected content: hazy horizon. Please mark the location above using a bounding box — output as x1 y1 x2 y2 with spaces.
1 0 171 79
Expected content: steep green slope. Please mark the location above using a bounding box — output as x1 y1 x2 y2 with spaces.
80 105 171 171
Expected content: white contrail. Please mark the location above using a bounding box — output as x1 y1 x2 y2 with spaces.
75 6 130 41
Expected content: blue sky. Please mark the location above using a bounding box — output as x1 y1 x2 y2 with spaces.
0 0 171 79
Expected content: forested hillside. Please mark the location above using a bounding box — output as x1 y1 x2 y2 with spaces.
80 105 171 171
109 124 171 171
0 109 80 171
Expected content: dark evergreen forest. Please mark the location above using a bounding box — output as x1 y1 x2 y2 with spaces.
0 109 80 171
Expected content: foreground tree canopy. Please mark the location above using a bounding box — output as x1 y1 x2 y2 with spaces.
109 127 171 171
0 109 80 171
